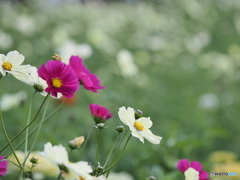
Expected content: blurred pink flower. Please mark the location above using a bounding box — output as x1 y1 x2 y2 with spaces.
38 60 79 98
0 156 7 176
89 104 113 124
69 56 105 92
177 159 209 180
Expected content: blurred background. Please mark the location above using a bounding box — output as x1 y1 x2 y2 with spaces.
0 0 240 179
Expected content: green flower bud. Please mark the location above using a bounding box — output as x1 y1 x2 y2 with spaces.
115 126 125 133
95 123 105 129
149 176 156 180
135 109 143 119
30 157 38 164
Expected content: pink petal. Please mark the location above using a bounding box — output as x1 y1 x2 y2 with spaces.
199 171 209 180
190 161 203 172
177 159 189 173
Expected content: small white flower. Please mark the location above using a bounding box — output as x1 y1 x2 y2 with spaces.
0 91 27 111
0 50 33 77
184 167 199 180
14 67 48 96
40 142 93 180
118 107 162 144
108 171 134 180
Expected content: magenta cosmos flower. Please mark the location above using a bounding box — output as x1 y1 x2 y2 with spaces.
38 60 79 98
69 56 105 92
0 156 7 176
89 104 113 124
177 159 209 180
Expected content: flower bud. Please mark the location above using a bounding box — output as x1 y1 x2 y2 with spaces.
95 123 105 129
115 126 125 133
149 176 156 180
68 136 85 150
33 84 44 93
52 54 62 61
30 157 38 164
96 165 104 173
135 109 143 119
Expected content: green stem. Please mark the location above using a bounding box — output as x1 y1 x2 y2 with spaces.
57 172 62 180
106 131 128 178
0 109 22 168
95 129 102 167
102 134 132 176
22 94 50 166
103 134 120 168
4 98 66 157
24 91 36 158
0 94 49 153
79 125 95 160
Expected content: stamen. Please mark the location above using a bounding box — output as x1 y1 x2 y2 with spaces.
2 61 12 71
51 77 63 88
134 121 144 131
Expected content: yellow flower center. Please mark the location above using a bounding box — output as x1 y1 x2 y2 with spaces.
2 61 12 71
79 177 85 180
134 121 144 131
51 77 63 88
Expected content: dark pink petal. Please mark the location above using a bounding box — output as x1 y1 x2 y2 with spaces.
89 104 112 123
199 171 209 180
0 156 7 176
190 161 203 172
177 159 189 173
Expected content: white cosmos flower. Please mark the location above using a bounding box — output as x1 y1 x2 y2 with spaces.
0 50 33 77
184 167 199 180
118 107 162 144
40 142 93 180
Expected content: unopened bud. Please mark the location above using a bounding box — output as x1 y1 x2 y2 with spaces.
96 123 105 129
52 54 62 61
135 109 143 119
68 136 85 150
115 126 125 133
30 157 38 164
33 84 44 93
149 176 156 180
96 166 104 173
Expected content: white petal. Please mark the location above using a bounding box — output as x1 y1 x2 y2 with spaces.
11 53 24 66
136 117 152 129
11 64 34 73
6 50 20 65
131 131 144 143
67 161 93 180
141 129 162 144
118 106 135 127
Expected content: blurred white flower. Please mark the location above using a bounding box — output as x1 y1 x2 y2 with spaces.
0 91 27 111
41 142 93 180
185 31 211 54
15 15 36 35
93 176 107 180
116 50 138 77
56 41 93 63
118 107 162 144
108 171 134 180
0 31 13 50
184 167 199 180
198 93 219 110
8 150 59 178
0 50 33 77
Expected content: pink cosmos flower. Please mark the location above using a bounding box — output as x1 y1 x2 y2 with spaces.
177 159 209 180
0 156 7 176
38 60 79 98
89 104 113 124
69 56 105 92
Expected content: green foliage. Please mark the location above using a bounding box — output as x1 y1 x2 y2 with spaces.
0 0 240 179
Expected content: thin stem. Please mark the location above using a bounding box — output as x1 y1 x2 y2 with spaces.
22 94 50 166
24 91 36 157
102 134 132 176
57 172 62 180
0 94 49 153
4 99 66 157
95 129 102 167
103 134 120 168
106 131 128 178
0 109 21 168
79 125 95 160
